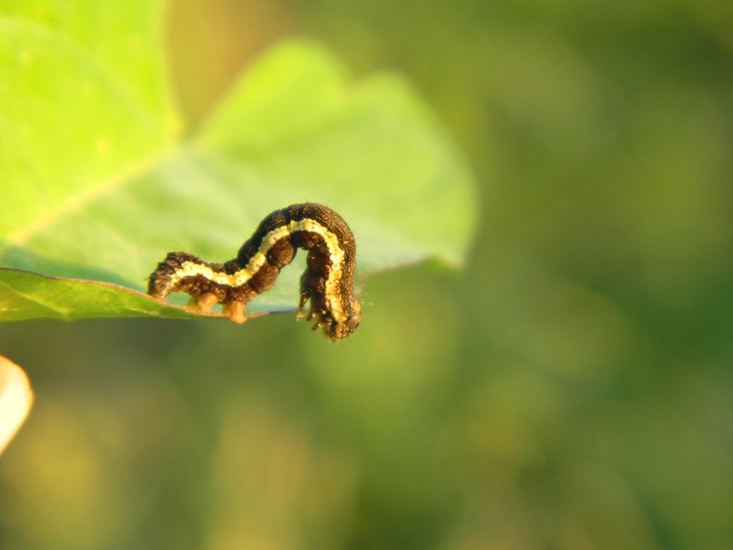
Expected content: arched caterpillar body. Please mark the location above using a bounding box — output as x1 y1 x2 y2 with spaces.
148 203 361 341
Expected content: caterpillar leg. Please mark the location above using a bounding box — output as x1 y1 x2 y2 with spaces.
187 292 220 313
223 301 247 324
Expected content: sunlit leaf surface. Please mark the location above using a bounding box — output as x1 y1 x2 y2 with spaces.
0 6 476 322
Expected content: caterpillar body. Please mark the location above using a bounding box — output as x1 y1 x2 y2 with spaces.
148 203 361 341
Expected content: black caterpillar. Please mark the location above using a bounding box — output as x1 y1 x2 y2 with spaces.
148 203 361 341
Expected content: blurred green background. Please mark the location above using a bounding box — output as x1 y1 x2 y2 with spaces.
2 0 733 548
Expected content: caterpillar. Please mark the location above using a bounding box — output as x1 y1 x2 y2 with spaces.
148 203 361 341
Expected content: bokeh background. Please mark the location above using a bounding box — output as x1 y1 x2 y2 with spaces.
2 0 733 548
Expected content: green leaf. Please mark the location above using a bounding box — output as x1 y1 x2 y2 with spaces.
0 3 476 323
0 268 204 321
0 0 177 238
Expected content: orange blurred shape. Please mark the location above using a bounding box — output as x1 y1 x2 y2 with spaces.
0 355 33 455
166 0 293 125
